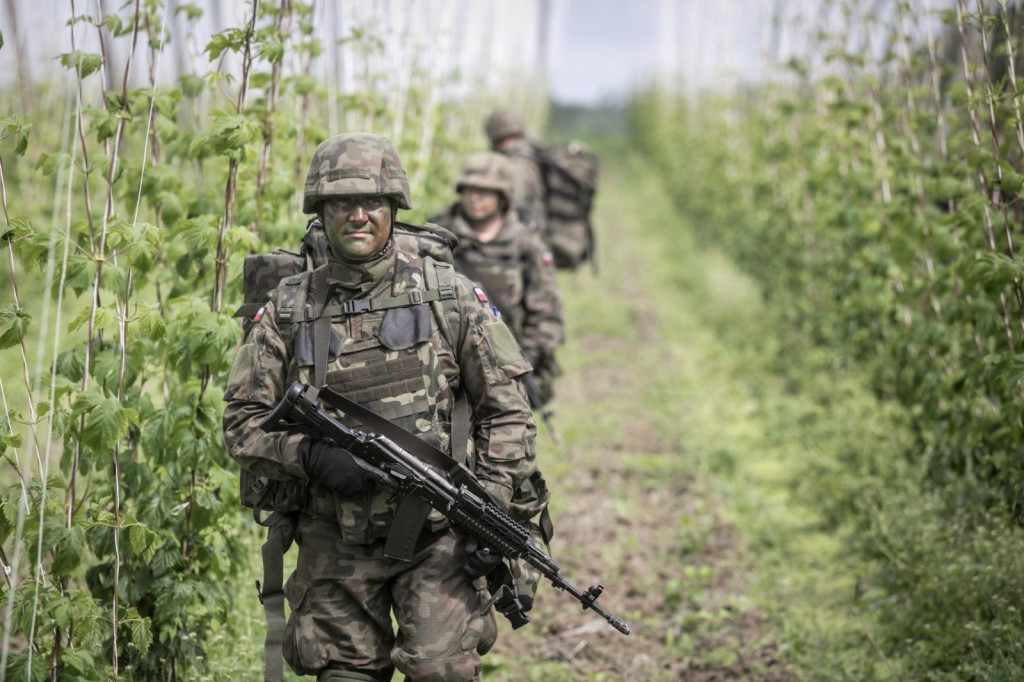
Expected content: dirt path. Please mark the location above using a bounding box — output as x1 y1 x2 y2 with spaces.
484 148 794 681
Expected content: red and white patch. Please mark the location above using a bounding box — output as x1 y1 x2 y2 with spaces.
252 306 266 323
474 287 488 303
543 251 554 266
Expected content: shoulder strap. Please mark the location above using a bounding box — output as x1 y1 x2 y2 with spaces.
274 272 311 347
424 258 471 468
424 258 464 351
310 266 331 389
255 511 297 682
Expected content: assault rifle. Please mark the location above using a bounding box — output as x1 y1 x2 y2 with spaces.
260 381 631 636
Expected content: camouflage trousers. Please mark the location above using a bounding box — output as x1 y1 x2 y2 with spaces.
283 515 496 681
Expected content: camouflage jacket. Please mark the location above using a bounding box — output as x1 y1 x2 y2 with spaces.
499 138 547 234
222 239 539 545
429 205 564 365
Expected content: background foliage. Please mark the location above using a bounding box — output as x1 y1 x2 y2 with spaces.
630 0 1024 677
0 1 541 679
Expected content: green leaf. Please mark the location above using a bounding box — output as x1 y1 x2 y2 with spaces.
35 152 72 176
129 522 159 563
0 115 31 156
59 51 104 79
178 74 205 99
0 431 24 456
51 527 84 576
205 28 248 60
175 3 204 21
136 302 167 341
0 305 30 350
261 39 285 63
75 393 124 452
126 606 154 655
102 14 124 36
67 304 118 335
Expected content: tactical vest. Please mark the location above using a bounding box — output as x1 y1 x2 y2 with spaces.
235 220 468 519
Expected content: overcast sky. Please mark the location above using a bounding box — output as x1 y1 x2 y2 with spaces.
1 0 780 106
547 0 775 104
548 0 663 103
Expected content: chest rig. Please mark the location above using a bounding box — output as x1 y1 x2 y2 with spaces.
276 249 462 450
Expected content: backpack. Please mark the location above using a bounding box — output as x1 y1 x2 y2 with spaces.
535 140 599 270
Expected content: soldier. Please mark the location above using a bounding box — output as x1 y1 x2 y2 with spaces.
484 109 547 236
429 151 564 407
222 133 542 682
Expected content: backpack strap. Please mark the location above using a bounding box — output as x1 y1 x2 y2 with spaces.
310 265 331 389
424 259 471 467
254 511 297 682
274 273 310 348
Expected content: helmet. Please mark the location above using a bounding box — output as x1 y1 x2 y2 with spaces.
484 109 526 144
455 152 514 200
303 132 412 213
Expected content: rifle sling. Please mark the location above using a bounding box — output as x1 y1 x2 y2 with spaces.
317 387 482 561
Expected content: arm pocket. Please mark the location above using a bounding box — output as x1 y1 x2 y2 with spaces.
224 328 265 401
475 320 532 385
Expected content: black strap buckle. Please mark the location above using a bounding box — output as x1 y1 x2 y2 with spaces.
342 299 372 314
255 580 284 605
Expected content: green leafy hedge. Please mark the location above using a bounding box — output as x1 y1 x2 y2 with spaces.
629 1 1024 677
0 2 542 679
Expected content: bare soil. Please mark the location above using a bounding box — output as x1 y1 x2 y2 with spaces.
487 324 795 681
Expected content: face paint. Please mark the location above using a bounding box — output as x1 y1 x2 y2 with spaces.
322 196 393 261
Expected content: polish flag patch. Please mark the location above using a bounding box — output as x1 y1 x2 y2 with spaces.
252 306 266 323
474 287 488 303
543 251 554 266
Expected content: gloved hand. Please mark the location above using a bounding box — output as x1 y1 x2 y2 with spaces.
464 536 503 580
298 437 373 497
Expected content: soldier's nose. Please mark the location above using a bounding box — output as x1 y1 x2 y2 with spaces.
349 205 369 223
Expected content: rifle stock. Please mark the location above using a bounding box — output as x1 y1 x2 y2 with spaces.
260 382 630 636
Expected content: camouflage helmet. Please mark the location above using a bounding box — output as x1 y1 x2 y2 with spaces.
456 152 514 200
302 132 412 213
484 109 526 144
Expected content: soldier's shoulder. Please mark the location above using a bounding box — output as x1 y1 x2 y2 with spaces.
452 271 497 314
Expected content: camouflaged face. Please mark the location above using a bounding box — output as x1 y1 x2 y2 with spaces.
303 132 412 213
484 109 526 144
455 151 515 199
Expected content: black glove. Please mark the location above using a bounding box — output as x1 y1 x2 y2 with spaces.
298 437 373 497
464 536 503 580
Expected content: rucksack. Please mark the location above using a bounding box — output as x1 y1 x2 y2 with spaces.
535 140 599 270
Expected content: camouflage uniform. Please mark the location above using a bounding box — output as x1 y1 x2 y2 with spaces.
429 153 565 405
484 110 547 237
223 133 539 682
